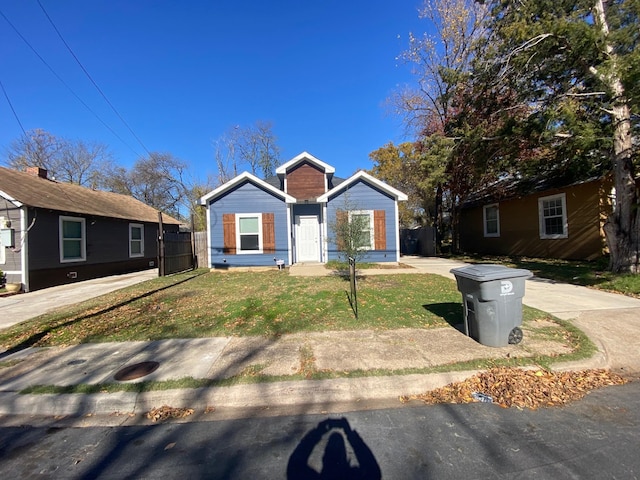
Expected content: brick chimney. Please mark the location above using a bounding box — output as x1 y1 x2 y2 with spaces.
26 166 48 179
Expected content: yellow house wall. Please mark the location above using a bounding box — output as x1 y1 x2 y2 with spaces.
459 179 612 260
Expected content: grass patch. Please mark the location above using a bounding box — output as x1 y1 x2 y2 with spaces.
451 254 640 298
0 271 463 351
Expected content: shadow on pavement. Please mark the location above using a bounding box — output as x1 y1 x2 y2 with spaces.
287 417 381 479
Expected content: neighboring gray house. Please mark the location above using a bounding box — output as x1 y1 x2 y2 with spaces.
0 166 181 292
199 152 408 268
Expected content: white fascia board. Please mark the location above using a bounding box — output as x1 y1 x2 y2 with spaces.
317 170 408 202
275 151 336 175
200 171 297 204
0 190 23 207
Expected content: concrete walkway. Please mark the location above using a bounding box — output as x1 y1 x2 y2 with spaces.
1 258 639 419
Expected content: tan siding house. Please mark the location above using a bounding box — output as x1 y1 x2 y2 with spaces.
459 177 612 261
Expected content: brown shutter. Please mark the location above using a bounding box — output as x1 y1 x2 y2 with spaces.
336 209 347 250
262 213 275 254
374 210 386 250
223 213 236 254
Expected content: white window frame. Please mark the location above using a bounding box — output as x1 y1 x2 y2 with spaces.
483 204 500 237
59 216 87 263
349 210 374 250
538 193 568 239
129 223 145 258
236 213 263 254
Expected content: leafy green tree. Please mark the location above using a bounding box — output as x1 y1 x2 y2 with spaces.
475 0 639 273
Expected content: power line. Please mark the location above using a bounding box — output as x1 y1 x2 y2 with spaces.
0 78 27 137
0 7 142 158
37 0 152 157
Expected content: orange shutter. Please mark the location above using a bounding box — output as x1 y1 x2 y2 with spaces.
374 210 386 250
222 213 236 254
262 213 275 254
336 209 347 250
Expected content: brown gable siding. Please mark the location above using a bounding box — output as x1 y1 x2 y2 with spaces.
374 210 386 250
286 162 325 200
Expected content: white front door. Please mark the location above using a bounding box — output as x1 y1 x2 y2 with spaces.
296 215 320 262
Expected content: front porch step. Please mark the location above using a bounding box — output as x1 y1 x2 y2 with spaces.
288 263 331 277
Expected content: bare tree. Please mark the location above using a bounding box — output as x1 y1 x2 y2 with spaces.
393 0 489 136
212 121 280 184
4 129 113 187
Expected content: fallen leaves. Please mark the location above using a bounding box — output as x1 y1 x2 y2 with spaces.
146 405 194 422
401 367 627 410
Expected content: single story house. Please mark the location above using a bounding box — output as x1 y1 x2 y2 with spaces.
0 166 181 292
458 176 613 261
199 152 408 268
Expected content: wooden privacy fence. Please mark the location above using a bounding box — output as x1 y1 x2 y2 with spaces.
159 231 195 276
193 231 208 268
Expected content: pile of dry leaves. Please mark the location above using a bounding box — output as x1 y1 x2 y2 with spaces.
146 405 195 422
401 367 627 409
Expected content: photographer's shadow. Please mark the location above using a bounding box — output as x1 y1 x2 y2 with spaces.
287 417 381 479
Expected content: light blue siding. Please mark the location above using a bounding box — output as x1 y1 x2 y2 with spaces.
325 180 398 262
207 181 288 267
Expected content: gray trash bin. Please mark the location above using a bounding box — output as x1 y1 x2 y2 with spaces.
450 264 532 347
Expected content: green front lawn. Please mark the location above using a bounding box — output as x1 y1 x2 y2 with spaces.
0 270 468 350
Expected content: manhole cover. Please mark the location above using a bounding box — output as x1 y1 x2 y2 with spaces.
114 361 160 381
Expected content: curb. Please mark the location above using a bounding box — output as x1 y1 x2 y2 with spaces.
0 371 483 417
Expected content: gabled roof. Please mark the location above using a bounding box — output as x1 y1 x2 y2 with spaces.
316 170 408 202
275 151 336 175
0 166 181 224
200 171 297 204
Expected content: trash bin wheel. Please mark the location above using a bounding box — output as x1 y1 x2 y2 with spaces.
508 327 523 345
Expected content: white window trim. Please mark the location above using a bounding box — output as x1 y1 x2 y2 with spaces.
349 210 374 250
59 216 87 263
236 213 263 254
483 204 500 237
129 223 145 258
538 193 568 239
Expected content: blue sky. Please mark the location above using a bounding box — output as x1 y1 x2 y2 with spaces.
0 0 426 184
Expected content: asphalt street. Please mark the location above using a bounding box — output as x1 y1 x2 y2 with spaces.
0 381 638 479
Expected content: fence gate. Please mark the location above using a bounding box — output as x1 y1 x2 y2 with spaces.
159 231 194 276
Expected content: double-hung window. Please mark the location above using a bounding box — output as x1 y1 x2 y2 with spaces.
236 213 263 253
59 216 86 262
538 193 568 239
483 204 500 237
349 210 374 250
129 224 144 257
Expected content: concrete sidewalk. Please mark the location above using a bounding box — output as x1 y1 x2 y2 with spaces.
0 257 639 419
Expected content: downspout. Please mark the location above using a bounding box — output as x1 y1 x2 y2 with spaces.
286 203 293 265
21 206 29 292
394 200 401 263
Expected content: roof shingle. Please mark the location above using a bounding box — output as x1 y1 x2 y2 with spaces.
0 166 181 224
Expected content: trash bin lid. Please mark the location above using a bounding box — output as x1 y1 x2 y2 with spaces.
450 264 532 281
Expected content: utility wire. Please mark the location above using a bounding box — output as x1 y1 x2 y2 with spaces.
0 78 27 136
0 7 142 158
37 0 151 157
